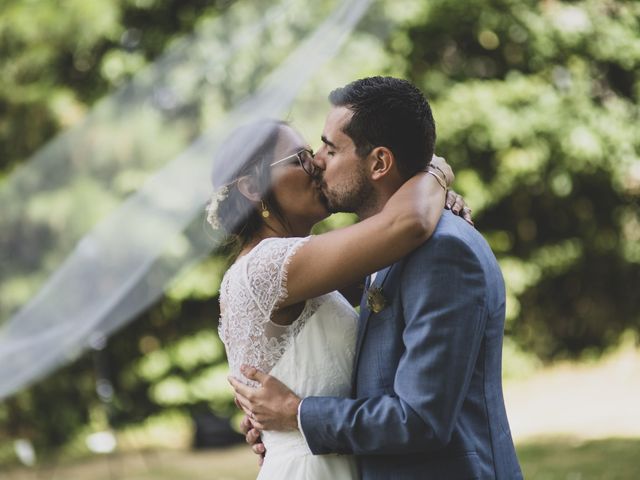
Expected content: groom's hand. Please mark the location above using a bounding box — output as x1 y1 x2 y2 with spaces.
228 365 301 432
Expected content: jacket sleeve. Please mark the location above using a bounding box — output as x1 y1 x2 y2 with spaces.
299 233 488 455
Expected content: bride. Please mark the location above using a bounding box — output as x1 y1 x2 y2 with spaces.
209 119 468 479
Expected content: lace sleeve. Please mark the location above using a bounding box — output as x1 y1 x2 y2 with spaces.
218 236 314 385
244 236 310 318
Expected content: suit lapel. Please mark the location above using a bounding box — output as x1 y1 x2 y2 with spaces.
351 266 393 394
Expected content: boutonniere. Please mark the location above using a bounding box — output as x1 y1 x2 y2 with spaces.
366 286 388 313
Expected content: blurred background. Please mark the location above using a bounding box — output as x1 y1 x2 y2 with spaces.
0 0 638 478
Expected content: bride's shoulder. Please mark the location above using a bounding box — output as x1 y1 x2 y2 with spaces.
255 235 310 251
244 236 311 264
222 236 311 290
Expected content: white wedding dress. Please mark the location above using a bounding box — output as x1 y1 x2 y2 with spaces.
219 236 359 480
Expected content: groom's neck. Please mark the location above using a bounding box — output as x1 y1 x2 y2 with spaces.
356 184 399 220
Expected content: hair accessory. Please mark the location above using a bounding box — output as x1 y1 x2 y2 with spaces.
261 201 270 219
205 185 231 230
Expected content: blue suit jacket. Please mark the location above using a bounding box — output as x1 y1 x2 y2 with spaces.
300 211 523 479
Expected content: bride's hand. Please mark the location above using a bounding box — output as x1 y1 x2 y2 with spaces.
431 154 473 226
430 154 454 187
240 415 266 466
446 189 473 226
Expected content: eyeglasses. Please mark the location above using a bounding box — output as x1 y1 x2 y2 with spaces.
270 148 318 177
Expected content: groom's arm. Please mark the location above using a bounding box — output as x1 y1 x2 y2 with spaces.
300 233 488 455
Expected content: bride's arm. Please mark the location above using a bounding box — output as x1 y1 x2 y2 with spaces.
334 184 473 308
279 169 449 309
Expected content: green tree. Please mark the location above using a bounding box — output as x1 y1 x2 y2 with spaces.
0 0 237 453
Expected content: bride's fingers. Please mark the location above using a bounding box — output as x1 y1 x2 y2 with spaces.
240 415 252 434
445 190 474 226
236 414 251 435
451 194 465 215
246 428 261 446
445 190 456 209
251 419 266 431
462 207 474 226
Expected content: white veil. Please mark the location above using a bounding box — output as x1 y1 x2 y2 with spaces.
0 0 373 400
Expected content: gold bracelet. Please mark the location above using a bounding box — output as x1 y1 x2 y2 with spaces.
426 170 447 192
429 164 449 186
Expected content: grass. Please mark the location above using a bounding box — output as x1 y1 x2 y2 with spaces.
0 446 259 480
2 438 640 479
517 437 640 480
3 342 639 479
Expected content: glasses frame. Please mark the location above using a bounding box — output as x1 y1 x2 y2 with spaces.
269 148 317 177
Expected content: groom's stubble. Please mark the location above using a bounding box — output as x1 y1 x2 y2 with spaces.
314 160 378 218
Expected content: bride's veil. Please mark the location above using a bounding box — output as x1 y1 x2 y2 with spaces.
0 0 372 400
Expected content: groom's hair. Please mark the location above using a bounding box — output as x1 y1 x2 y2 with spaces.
328 76 436 179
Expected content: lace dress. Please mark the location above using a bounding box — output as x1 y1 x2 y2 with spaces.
219 237 358 479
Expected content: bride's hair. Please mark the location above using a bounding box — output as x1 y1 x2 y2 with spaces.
210 119 290 252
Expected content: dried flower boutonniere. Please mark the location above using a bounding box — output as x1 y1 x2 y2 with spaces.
366 286 388 314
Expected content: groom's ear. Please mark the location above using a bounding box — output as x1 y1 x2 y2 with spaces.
237 175 262 202
369 146 395 181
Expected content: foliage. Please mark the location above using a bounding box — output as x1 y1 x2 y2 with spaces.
0 0 237 452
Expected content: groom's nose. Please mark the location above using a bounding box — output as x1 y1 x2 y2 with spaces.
312 150 326 171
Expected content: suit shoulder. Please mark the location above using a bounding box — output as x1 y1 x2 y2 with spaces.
406 212 500 273
400 212 505 307
410 212 479 257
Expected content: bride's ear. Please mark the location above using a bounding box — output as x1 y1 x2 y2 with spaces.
236 175 262 202
369 146 395 181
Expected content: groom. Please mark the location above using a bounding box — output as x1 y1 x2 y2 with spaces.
230 76 523 479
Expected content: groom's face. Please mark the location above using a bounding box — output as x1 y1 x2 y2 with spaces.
314 106 374 214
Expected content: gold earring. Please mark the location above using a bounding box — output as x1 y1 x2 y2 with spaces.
261 201 270 218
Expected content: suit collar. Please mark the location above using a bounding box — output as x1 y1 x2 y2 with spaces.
369 266 391 295
352 265 393 394
357 265 392 322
